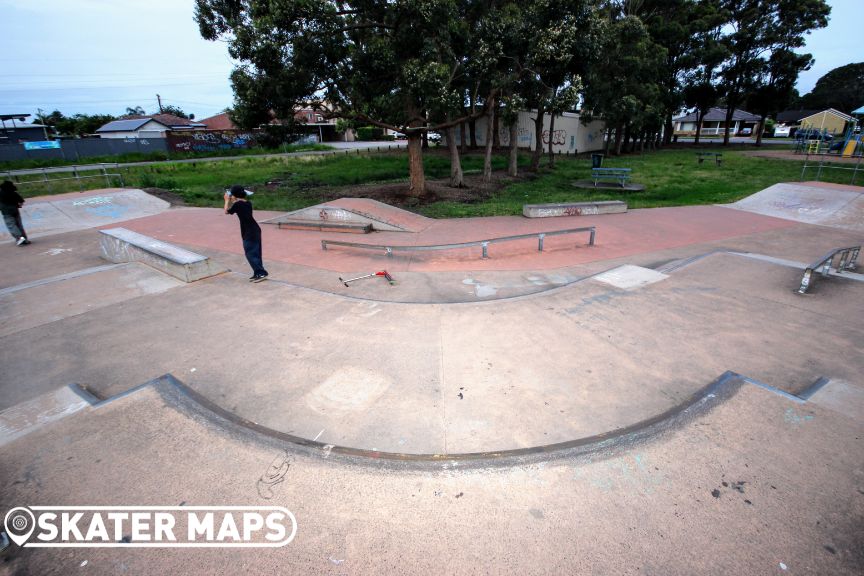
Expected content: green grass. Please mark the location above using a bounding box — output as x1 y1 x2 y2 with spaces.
9 146 860 217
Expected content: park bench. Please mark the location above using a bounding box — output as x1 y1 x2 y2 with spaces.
99 227 227 282
591 167 631 187
696 152 723 165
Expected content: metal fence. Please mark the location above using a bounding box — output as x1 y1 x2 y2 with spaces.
0 138 169 163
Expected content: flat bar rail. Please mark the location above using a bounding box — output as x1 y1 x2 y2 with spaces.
321 226 596 259
798 245 860 294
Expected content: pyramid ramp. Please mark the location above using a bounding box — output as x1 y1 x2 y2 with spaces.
263 198 432 232
726 182 864 232
19 188 170 238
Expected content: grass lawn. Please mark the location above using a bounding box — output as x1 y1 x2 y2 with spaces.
9 146 861 218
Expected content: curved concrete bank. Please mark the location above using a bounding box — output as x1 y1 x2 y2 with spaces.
70 371 745 468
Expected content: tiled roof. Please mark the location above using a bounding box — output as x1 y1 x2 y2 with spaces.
198 112 237 130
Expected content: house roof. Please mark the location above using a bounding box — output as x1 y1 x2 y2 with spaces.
198 112 237 130
96 118 166 133
853 105 864 115
96 114 207 133
776 109 820 123
673 107 760 123
799 108 855 122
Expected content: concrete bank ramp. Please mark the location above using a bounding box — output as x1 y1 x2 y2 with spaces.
726 182 864 232
263 197 432 232
19 188 170 238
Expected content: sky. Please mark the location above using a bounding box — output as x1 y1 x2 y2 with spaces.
0 0 858 121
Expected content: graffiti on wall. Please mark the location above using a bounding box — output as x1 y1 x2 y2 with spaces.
498 127 531 147
167 130 257 153
542 130 567 146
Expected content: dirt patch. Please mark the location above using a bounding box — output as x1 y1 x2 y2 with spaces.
318 172 533 208
142 187 187 206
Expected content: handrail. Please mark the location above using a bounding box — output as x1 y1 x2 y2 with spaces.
321 226 596 259
798 245 860 294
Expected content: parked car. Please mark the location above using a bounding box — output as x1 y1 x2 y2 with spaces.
773 124 791 137
739 127 752 136
427 131 441 143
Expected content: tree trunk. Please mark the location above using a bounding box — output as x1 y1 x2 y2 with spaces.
483 96 496 183
492 106 500 149
529 103 546 172
469 89 478 148
663 115 673 146
755 114 766 147
614 124 625 156
547 112 556 167
460 121 467 154
694 112 703 145
422 130 429 149
723 105 733 146
446 126 464 188
407 134 425 197
508 121 518 177
604 127 612 155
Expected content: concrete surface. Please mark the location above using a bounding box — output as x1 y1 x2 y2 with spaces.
0 182 862 574
99 227 227 282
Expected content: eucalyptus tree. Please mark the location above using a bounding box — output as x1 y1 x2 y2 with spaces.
196 0 488 196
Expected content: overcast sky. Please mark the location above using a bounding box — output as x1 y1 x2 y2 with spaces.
0 0 857 120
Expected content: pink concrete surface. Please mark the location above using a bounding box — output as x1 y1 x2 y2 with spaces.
24 187 130 204
107 202 801 273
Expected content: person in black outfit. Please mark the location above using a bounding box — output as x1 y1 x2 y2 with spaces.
0 180 30 246
224 184 268 281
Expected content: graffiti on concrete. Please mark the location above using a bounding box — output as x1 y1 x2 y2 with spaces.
542 130 567 146
167 130 257 153
498 127 531 147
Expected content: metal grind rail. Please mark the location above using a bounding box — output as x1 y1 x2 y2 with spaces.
321 226 596 259
798 245 860 294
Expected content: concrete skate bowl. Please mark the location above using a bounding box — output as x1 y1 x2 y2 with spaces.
45 251 859 466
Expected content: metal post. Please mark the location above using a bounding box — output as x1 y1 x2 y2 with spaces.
798 269 812 294
321 240 328 250
588 228 595 246
538 233 545 252
386 247 393 257
481 242 489 259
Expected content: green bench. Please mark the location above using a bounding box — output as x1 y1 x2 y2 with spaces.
591 167 631 187
696 152 723 165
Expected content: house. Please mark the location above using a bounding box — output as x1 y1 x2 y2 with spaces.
673 108 760 136
0 113 53 143
797 109 856 136
95 114 205 139
198 112 238 130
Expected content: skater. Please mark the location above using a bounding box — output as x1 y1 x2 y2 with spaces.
224 184 268 281
0 180 30 246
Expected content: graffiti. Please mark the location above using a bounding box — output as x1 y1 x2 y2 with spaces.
498 127 531 147
167 130 258 153
542 130 567 146
73 196 113 206
256 451 292 500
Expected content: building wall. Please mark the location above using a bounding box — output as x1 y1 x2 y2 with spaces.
799 111 850 135
449 111 605 153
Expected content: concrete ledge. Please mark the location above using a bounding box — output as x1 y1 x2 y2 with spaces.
99 227 226 282
277 220 372 234
523 201 627 218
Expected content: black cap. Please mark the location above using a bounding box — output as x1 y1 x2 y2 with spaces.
229 184 246 198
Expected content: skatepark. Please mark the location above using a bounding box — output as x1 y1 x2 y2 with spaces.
1 181 862 574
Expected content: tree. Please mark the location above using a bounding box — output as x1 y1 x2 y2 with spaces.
718 0 829 145
196 0 491 197
125 106 146 116
161 104 191 119
36 110 117 137
800 62 864 113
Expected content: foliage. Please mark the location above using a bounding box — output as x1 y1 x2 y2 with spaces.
799 62 864 113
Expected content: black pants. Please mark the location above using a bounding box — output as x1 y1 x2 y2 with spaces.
242 234 267 276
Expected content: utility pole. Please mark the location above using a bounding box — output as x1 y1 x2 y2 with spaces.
156 94 163 114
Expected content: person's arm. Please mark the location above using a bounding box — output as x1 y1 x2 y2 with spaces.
224 192 235 214
15 191 24 208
